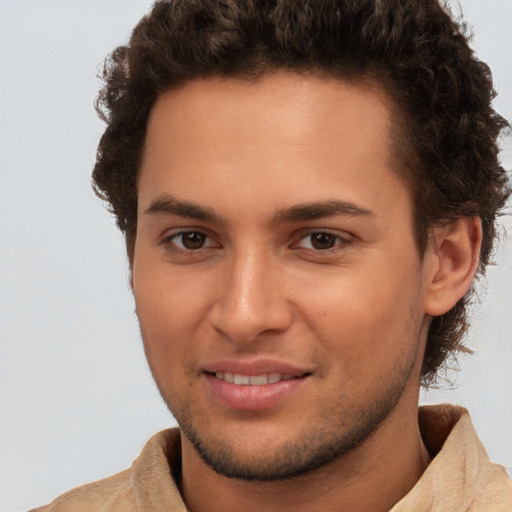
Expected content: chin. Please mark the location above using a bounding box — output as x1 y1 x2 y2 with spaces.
171 381 410 482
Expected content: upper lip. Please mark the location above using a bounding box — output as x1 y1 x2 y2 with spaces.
202 358 311 377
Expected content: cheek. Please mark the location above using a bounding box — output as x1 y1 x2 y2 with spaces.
300 263 422 372
133 266 208 365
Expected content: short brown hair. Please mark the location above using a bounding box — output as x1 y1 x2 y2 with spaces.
92 0 510 384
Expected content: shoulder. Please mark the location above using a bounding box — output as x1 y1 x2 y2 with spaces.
405 405 512 511
29 468 136 512
31 428 184 512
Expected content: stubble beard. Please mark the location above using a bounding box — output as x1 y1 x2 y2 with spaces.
152 347 419 482
141 281 425 483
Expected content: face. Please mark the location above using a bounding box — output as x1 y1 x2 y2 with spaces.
133 72 431 481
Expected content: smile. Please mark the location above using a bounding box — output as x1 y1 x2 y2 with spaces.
204 368 310 410
213 372 300 385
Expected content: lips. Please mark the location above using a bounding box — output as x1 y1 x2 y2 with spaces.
202 359 311 410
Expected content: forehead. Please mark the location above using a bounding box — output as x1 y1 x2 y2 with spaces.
143 72 393 160
138 72 411 226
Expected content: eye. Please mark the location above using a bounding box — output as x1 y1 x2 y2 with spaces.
296 231 350 251
164 230 216 251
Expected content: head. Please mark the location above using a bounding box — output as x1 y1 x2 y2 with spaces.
93 0 510 385
92 0 510 476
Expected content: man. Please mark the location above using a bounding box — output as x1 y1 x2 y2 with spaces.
34 0 511 510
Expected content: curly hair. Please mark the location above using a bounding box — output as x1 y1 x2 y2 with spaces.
92 0 510 385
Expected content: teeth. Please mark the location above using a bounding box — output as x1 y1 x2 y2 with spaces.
249 374 268 385
234 374 250 385
214 372 299 385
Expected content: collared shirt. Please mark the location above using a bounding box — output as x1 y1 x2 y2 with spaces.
32 405 512 512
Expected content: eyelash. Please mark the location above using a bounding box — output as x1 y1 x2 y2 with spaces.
161 230 218 253
161 229 352 255
292 231 352 253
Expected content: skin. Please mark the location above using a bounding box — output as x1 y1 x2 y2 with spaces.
132 72 481 512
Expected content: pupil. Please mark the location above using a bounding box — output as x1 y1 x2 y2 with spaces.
182 232 205 250
311 232 336 250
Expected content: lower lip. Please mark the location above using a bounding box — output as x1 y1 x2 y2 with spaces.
204 373 308 410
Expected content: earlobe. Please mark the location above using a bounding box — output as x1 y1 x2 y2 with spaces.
423 217 482 317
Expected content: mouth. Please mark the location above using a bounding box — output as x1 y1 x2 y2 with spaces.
203 365 311 410
207 371 308 386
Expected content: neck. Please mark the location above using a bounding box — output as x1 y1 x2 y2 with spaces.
180 396 430 512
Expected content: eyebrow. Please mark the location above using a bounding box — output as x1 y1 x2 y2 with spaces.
274 200 375 223
144 195 222 223
144 195 375 224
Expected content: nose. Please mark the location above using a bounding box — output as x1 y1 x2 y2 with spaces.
207 247 293 344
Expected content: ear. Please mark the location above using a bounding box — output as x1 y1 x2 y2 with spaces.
423 217 482 317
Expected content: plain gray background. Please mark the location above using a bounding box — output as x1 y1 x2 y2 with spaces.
1 1 511 511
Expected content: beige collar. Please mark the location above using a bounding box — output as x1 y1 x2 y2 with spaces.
391 405 512 511
130 405 512 512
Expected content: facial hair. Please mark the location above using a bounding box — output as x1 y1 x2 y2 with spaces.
150 340 419 482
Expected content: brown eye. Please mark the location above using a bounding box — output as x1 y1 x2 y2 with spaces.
163 229 220 256
180 231 206 250
309 232 338 250
294 231 350 252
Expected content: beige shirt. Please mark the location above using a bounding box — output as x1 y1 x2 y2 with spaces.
32 405 512 512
